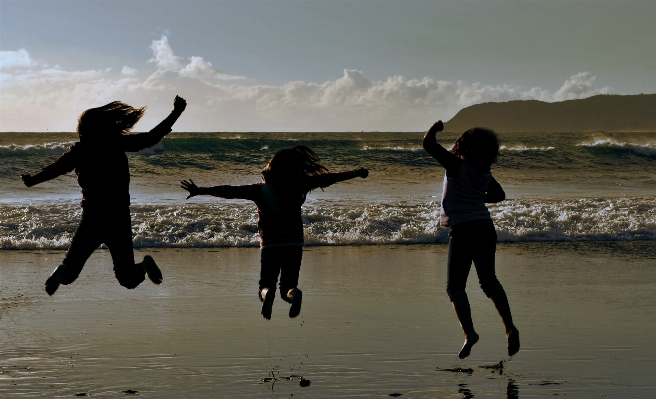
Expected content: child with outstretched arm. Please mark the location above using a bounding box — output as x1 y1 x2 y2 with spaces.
181 145 368 320
22 96 187 295
423 120 519 359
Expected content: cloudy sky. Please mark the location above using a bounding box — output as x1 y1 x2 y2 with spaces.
1 1 655 132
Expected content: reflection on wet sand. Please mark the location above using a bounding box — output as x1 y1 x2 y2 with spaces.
1 244 655 397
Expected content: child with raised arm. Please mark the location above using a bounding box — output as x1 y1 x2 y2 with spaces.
21 96 187 295
423 120 519 359
181 145 368 320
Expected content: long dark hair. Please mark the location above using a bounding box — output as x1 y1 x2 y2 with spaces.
451 127 500 170
77 101 145 140
261 145 328 192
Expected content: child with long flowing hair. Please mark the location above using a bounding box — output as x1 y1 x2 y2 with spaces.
181 145 368 320
423 120 519 359
22 96 187 295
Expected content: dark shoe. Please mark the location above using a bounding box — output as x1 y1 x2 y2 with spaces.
45 266 65 296
261 288 274 320
143 255 162 284
288 288 303 318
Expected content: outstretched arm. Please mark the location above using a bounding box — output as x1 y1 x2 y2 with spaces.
306 168 368 190
181 179 260 201
423 120 461 175
122 96 187 152
21 149 76 187
484 177 506 203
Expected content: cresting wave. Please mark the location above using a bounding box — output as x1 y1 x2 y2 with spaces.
0 141 77 155
577 138 656 156
0 140 166 156
499 145 555 151
7 137 652 157
3 197 656 249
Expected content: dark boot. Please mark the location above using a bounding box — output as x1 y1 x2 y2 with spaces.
451 292 479 359
489 286 520 356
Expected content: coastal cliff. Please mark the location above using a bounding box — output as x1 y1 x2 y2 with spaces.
444 94 656 132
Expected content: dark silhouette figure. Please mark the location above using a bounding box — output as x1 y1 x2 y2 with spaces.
22 96 187 295
423 120 519 358
181 145 368 320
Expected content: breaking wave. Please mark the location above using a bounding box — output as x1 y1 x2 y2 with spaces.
3 197 656 249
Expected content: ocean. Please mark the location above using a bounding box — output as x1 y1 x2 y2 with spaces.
2 131 656 249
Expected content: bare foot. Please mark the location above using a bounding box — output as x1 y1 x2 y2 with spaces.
261 288 274 320
507 328 520 356
45 266 64 296
458 332 480 359
143 255 163 284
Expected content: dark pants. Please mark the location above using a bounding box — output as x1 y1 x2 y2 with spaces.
446 218 503 300
60 208 145 289
259 246 303 304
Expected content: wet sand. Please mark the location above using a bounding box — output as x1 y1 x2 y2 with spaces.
1 243 655 398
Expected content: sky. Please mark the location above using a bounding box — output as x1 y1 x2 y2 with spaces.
1 0 655 132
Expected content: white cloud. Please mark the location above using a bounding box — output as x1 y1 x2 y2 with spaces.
553 71 610 101
178 56 217 78
0 48 37 69
148 35 183 70
0 40 613 132
121 66 138 75
148 35 244 80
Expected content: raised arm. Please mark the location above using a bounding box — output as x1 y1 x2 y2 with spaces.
305 168 368 190
21 147 77 187
423 120 461 175
122 96 187 152
181 179 261 201
484 177 506 203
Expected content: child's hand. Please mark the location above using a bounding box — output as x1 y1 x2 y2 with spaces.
430 120 444 133
180 179 201 199
174 95 187 113
21 174 34 187
355 168 369 178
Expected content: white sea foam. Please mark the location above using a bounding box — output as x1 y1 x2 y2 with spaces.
577 138 656 156
361 145 422 152
3 198 656 249
499 145 555 151
0 140 165 156
0 141 76 154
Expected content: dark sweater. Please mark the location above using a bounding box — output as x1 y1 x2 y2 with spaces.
205 171 358 248
32 111 181 209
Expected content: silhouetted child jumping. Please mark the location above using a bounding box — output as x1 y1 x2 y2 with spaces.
22 96 187 295
181 145 368 320
423 120 519 359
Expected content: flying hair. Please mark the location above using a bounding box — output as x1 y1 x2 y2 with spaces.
261 145 329 191
451 127 500 170
77 101 146 139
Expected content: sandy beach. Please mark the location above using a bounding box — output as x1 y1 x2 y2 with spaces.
1 243 654 398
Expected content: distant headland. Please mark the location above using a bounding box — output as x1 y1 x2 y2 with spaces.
444 94 656 133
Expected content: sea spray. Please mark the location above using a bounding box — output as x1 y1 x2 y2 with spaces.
4 197 656 249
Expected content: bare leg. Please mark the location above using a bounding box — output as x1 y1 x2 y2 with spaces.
451 292 479 359
489 286 520 356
